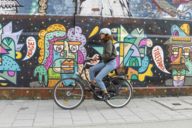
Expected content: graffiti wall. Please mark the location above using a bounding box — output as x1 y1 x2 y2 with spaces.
78 0 192 20
1 0 192 20
0 0 75 15
129 0 192 20
0 15 191 88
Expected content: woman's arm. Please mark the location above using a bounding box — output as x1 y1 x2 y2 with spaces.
101 41 113 62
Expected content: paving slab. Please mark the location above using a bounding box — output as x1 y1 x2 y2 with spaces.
152 99 192 110
0 97 192 127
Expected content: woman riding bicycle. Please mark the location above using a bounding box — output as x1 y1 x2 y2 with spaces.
90 28 117 100
53 28 132 109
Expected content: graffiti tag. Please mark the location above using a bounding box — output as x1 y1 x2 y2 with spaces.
152 46 170 74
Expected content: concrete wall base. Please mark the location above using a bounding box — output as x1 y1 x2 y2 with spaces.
0 87 192 99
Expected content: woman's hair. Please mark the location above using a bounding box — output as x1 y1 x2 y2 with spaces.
103 34 113 41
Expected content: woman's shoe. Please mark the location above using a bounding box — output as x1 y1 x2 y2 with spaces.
102 93 110 101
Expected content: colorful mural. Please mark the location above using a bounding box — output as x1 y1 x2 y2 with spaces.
96 26 154 82
165 23 192 87
0 15 191 88
0 22 23 86
34 24 87 87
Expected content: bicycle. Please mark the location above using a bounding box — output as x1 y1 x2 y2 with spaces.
53 58 133 109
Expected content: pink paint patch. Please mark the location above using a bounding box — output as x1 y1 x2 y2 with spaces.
44 44 53 70
77 50 84 64
7 71 15 76
116 56 120 68
139 39 147 47
0 46 8 54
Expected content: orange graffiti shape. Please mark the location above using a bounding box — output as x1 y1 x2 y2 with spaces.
27 39 35 57
153 47 164 71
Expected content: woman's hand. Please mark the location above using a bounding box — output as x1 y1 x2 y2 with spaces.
92 54 99 61
90 54 100 65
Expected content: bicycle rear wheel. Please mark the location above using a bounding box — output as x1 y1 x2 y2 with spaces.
106 78 132 108
53 78 85 109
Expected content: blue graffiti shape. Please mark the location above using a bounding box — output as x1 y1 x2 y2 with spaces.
138 56 149 73
0 55 20 71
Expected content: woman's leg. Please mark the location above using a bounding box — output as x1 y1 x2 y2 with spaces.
89 62 105 81
95 59 116 92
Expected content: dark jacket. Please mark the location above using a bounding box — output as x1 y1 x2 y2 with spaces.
101 40 117 63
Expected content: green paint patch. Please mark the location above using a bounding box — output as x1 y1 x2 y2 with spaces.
48 68 61 79
92 46 104 54
124 36 137 44
131 74 138 80
1 42 11 51
2 38 14 46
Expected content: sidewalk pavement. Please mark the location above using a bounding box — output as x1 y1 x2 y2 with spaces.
0 96 192 128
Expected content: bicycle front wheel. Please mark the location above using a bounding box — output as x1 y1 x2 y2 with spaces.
106 78 132 108
53 78 85 109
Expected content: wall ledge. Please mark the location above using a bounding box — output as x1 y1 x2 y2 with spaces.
0 87 192 99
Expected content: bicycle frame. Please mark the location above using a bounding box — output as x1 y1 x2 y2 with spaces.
76 61 95 91
53 59 133 109
76 59 133 94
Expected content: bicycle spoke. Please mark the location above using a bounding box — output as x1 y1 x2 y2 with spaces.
53 78 84 109
106 79 132 108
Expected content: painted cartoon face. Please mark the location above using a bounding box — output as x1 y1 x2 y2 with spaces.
183 47 190 58
172 47 179 57
172 69 185 87
53 41 67 57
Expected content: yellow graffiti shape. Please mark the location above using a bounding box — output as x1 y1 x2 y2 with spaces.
38 24 66 63
16 52 22 59
0 83 8 86
138 64 153 82
89 26 99 38
120 43 124 57
108 70 116 77
48 79 60 88
112 39 116 44
180 24 190 35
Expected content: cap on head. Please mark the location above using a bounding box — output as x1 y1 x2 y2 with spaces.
99 28 112 35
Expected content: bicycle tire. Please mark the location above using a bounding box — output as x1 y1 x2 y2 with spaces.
106 78 132 108
53 78 85 110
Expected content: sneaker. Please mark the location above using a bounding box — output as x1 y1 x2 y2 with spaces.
93 90 103 101
102 93 110 101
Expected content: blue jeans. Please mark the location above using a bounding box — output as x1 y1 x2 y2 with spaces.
89 59 117 91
